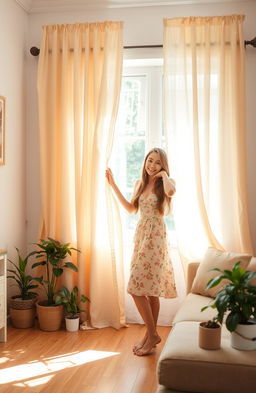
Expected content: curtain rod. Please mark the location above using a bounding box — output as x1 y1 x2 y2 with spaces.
30 44 162 55
30 38 256 56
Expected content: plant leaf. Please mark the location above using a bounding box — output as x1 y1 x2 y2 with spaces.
55 296 62 305
205 275 224 289
81 295 90 303
53 268 63 277
226 312 241 332
64 262 78 272
32 261 46 268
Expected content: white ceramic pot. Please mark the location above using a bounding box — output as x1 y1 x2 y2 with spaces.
65 316 80 332
231 322 256 350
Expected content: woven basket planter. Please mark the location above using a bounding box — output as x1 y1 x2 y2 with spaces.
10 296 37 310
10 296 37 328
10 307 36 328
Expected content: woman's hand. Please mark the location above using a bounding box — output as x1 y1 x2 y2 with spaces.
105 168 115 187
154 170 176 197
105 168 136 213
153 170 167 180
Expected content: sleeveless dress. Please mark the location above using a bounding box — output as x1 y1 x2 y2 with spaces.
127 193 177 298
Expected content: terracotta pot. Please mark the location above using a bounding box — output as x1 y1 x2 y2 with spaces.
231 322 256 350
199 322 221 350
65 316 80 332
36 302 64 331
10 307 36 328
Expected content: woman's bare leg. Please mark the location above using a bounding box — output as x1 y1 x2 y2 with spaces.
133 296 160 352
148 296 160 326
132 295 161 356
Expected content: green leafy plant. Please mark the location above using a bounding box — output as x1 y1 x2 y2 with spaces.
7 248 41 300
55 286 89 319
201 261 256 332
32 238 79 306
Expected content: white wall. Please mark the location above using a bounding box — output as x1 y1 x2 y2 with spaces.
27 0 256 251
0 0 28 292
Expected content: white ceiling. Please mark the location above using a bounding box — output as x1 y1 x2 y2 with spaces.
15 0 249 14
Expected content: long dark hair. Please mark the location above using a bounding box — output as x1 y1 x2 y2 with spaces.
132 148 171 215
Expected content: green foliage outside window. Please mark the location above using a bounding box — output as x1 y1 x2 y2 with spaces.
125 139 145 188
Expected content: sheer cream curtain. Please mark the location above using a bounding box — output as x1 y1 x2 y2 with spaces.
163 15 253 269
37 22 126 328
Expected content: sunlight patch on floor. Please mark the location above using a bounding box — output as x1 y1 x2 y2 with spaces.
0 350 120 384
0 357 9 364
14 375 54 388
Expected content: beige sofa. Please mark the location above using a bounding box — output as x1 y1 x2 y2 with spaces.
157 248 256 393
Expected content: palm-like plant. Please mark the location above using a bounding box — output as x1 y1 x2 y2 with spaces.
32 238 79 306
7 248 40 300
55 286 89 318
202 261 256 332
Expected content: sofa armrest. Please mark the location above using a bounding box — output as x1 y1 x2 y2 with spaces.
186 262 200 294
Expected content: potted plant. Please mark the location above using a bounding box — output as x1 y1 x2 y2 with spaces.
198 318 221 350
32 238 79 331
201 261 256 350
55 286 89 332
7 248 41 328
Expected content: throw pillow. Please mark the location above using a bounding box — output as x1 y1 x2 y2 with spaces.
248 257 256 286
191 247 252 298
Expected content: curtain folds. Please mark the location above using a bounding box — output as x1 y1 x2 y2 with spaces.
37 21 125 328
163 15 253 268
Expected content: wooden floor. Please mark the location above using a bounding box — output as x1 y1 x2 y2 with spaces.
0 322 171 393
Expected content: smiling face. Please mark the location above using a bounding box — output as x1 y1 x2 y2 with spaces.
145 151 162 177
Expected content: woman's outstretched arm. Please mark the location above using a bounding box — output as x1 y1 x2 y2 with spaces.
106 168 137 214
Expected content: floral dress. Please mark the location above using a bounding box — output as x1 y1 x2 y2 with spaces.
127 193 177 298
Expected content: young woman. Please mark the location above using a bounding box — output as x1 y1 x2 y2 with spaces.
106 148 177 356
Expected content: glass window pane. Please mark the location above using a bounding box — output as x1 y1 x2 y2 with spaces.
116 75 146 137
125 139 145 188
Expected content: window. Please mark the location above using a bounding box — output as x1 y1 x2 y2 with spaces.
110 59 176 246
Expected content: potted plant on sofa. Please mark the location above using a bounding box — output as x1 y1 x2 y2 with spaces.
32 238 79 331
198 318 221 350
201 261 256 350
55 286 89 332
7 247 41 328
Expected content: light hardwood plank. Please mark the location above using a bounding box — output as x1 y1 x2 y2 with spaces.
0 322 171 393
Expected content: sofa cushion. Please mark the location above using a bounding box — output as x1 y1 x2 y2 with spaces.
157 321 256 393
186 262 200 294
172 293 216 325
191 247 251 297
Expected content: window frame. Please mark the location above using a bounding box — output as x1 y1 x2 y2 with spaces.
121 63 164 152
